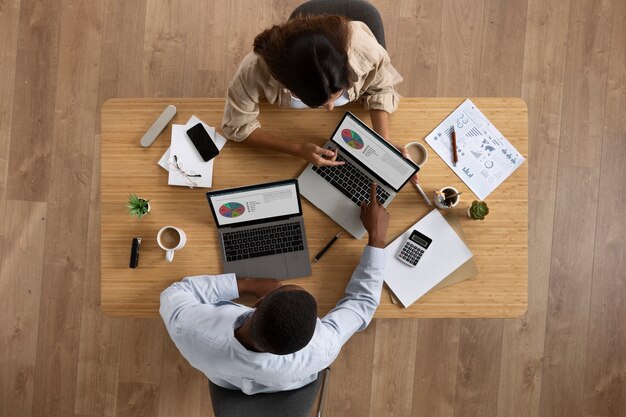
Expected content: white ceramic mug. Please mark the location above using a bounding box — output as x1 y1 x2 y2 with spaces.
404 142 428 167
157 226 187 262
434 186 461 209
404 141 433 206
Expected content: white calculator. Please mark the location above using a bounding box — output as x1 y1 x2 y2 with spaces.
397 230 433 267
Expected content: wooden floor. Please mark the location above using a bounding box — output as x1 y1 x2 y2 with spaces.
0 0 624 416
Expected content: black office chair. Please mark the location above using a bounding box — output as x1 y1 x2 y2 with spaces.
289 0 386 48
209 368 331 417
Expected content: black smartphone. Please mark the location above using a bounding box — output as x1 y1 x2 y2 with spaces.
186 123 220 162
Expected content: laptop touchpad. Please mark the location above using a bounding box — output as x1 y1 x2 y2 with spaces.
248 255 288 279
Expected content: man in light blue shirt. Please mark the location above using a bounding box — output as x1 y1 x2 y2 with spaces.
160 184 389 394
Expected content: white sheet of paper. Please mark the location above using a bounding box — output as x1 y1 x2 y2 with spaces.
383 209 473 308
157 115 227 188
424 99 525 200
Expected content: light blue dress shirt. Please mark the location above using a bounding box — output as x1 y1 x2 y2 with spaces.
160 246 385 394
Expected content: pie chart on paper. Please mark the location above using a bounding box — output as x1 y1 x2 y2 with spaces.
219 202 246 218
341 129 364 150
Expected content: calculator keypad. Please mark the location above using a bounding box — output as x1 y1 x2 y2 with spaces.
398 242 425 266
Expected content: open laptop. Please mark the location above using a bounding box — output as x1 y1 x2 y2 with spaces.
298 112 420 239
206 179 311 279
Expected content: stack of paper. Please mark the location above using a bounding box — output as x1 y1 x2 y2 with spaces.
425 99 525 200
384 209 473 308
158 115 227 188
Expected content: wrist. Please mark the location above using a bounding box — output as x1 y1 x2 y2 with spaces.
236 277 254 296
368 238 385 248
289 142 305 158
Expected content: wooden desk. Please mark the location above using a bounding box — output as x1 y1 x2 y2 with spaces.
101 98 527 318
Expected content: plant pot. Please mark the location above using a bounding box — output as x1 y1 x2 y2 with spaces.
467 201 489 220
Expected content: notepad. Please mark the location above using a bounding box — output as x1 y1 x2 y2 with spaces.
383 209 473 308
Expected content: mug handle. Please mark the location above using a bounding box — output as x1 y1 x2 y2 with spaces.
166 249 175 262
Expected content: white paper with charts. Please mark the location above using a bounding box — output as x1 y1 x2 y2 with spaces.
424 99 525 200
383 209 473 308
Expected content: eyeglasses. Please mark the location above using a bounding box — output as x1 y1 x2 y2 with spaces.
168 155 201 188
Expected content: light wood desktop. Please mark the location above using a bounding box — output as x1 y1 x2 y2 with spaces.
101 98 528 318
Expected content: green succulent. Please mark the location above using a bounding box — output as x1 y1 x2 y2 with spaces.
468 200 489 220
127 194 150 219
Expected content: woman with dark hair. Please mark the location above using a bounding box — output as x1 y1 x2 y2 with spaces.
222 15 409 170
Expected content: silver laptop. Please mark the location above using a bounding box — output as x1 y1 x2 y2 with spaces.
298 112 419 239
206 179 311 279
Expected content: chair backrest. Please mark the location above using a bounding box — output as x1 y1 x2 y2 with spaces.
209 369 328 417
289 0 386 48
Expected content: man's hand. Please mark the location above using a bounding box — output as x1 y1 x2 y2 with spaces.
298 143 345 167
236 277 282 299
360 183 390 248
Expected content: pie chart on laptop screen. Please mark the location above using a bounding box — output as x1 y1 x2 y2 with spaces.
219 202 245 218
341 129 364 150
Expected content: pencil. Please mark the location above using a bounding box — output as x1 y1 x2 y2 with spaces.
313 232 342 262
414 183 432 206
452 126 458 166
444 191 463 205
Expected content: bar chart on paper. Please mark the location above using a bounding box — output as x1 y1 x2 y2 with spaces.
425 99 525 200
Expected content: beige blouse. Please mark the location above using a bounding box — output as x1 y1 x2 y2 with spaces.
221 21 403 142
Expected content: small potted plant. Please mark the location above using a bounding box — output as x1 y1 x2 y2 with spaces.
127 194 151 219
468 200 489 220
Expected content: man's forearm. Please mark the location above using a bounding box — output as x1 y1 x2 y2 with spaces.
160 274 238 328
345 246 385 302
319 245 386 347
236 277 282 299
368 239 385 249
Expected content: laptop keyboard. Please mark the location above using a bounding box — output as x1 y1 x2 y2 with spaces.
222 222 304 262
311 153 391 206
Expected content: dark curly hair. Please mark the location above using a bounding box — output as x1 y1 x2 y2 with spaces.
251 289 318 355
253 15 351 107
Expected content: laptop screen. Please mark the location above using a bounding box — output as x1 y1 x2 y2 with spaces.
206 180 301 227
330 113 419 191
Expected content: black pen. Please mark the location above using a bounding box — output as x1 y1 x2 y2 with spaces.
314 232 342 262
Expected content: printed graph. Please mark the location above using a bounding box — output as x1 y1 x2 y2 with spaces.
466 126 482 137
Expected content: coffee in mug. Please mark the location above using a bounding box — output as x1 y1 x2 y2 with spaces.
160 228 181 249
157 226 187 262
404 142 428 167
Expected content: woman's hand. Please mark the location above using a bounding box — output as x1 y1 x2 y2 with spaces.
297 143 346 167
401 147 420 185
